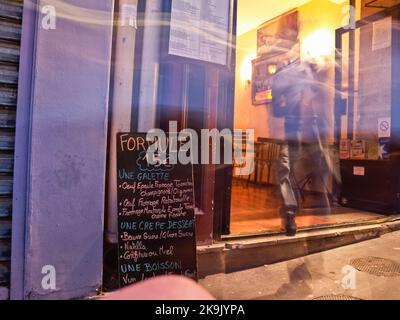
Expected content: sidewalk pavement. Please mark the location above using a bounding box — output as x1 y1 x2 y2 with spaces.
199 230 400 300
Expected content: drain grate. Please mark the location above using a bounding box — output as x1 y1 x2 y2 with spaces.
350 257 400 277
313 294 361 300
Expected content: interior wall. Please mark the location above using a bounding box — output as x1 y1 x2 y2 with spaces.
234 28 269 140
234 0 347 189
235 0 347 144
296 0 347 144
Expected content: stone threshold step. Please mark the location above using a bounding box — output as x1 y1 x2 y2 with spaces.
197 220 400 278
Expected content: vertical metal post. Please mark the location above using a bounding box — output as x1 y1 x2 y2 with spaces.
348 0 356 140
137 0 163 132
106 0 138 243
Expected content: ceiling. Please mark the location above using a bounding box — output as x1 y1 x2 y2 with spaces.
236 0 348 36
237 0 311 36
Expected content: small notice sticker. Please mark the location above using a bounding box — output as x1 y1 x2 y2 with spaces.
340 139 350 159
121 4 137 28
353 166 365 176
378 117 391 138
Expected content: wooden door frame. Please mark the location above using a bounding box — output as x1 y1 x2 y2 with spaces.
211 0 237 241
154 0 238 244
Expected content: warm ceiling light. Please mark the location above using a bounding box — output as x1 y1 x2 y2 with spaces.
302 29 334 60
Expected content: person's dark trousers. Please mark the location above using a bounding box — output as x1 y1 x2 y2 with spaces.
278 130 301 236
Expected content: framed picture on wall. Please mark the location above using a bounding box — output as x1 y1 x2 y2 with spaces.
252 9 299 105
252 55 291 105
252 57 273 105
257 9 299 57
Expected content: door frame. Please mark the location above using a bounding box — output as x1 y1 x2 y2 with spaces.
212 0 237 240
334 3 400 213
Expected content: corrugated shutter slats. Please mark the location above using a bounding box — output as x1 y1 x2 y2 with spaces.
0 0 22 298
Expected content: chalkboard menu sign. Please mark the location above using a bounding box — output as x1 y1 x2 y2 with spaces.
116 133 197 287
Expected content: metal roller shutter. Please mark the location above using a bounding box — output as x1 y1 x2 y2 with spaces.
0 0 22 300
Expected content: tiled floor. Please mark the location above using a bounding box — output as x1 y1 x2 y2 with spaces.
229 179 386 235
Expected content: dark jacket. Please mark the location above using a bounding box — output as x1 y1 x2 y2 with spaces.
271 61 314 136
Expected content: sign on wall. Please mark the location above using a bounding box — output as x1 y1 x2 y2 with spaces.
169 0 230 66
378 117 391 138
116 133 197 287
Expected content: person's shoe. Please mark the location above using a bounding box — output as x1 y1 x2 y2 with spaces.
284 211 297 237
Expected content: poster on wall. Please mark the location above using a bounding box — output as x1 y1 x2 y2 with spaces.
350 140 367 160
252 57 274 105
257 10 298 57
378 137 390 160
169 0 230 66
116 133 197 287
372 16 392 51
340 139 350 160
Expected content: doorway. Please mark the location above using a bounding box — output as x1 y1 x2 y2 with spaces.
226 0 390 237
